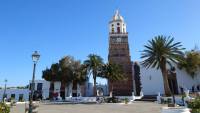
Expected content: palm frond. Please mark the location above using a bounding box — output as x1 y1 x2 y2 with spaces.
141 35 185 69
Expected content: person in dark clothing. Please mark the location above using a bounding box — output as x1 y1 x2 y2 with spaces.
197 85 200 91
192 86 195 92
180 86 184 94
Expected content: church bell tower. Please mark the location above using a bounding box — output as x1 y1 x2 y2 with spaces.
108 10 133 96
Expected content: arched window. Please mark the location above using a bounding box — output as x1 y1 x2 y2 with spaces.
117 27 120 33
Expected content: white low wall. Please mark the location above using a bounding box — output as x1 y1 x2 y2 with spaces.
64 96 143 103
116 96 143 100
65 97 96 103
162 107 190 113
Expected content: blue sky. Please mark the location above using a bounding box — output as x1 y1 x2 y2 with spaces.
0 0 200 87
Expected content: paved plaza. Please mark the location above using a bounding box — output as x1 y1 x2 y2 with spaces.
10 101 165 113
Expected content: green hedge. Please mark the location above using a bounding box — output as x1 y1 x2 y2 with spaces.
0 102 10 113
188 97 200 113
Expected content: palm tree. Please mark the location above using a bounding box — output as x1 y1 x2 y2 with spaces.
102 63 125 97
84 54 104 96
141 35 184 96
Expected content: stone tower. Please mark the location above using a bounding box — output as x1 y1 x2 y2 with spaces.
108 10 133 96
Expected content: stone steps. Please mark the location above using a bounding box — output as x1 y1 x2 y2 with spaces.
135 95 157 102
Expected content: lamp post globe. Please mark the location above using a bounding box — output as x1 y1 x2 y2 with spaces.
29 51 40 113
32 51 40 63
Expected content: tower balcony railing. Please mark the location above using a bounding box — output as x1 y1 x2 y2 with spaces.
109 32 128 37
109 32 128 34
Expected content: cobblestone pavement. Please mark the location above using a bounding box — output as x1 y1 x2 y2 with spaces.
11 101 164 113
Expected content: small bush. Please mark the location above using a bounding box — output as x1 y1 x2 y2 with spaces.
188 97 200 113
124 98 129 104
19 98 24 102
106 96 119 103
0 102 10 113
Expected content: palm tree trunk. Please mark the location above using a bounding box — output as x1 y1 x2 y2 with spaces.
93 78 97 97
161 62 171 96
110 84 113 97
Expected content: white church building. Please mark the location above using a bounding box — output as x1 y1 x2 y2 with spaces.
139 63 200 95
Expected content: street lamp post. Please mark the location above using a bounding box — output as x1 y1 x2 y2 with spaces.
29 51 40 113
2 79 7 103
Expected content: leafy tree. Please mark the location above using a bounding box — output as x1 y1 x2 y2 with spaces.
42 56 88 99
42 68 52 81
179 50 200 78
42 63 60 99
73 64 88 86
84 54 104 96
59 56 74 99
102 63 125 97
58 56 87 98
50 63 61 81
141 35 184 96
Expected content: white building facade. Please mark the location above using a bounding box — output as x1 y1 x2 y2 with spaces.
32 80 84 99
32 80 109 99
139 63 200 95
0 89 29 102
